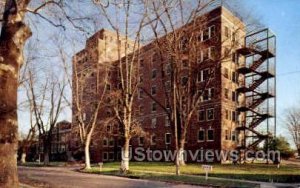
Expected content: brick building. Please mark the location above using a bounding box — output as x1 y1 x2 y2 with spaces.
50 120 72 161
37 120 72 161
72 6 275 163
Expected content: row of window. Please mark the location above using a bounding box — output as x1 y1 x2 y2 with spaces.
103 128 236 150
103 138 116 147
138 133 171 146
198 108 215 122
198 129 214 141
224 68 239 83
225 110 239 122
150 116 170 128
197 68 214 82
224 26 239 42
224 88 238 102
225 130 237 141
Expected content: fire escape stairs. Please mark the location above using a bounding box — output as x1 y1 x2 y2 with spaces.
235 44 275 153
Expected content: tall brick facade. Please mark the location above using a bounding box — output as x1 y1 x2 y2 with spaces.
72 6 247 163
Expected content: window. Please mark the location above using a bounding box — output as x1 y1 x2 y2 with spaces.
198 130 205 141
210 46 217 60
231 131 237 141
207 129 214 141
224 68 229 79
198 110 205 122
103 152 108 161
224 88 229 99
117 138 122 146
197 71 204 82
165 63 171 75
225 26 230 38
209 25 216 38
139 59 144 68
203 28 209 41
225 130 230 140
232 111 237 122
109 152 114 161
204 88 214 101
232 91 237 102
109 138 114 147
165 99 170 110
232 52 237 63
207 108 214 121
151 102 157 112
181 76 188 86
165 116 170 126
139 137 144 146
232 71 237 83
151 118 157 128
151 69 157 79
197 32 202 41
203 69 210 80
182 59 189 68
225 109 230 120
197 55 202 64
232 31 236 42
138 89 143 99
165 133 171 144
106 84 111 91
107 125 112 133
151 135 156 145
139 75 143 83
202 48 209 61
151 85 157 95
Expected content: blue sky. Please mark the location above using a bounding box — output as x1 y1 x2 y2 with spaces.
242 0 300 138
18 1 300 146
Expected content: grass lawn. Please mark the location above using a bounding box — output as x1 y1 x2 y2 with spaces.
18 161 67 167
84 162 300 185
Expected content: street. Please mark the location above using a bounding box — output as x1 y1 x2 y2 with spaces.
18 166 203 188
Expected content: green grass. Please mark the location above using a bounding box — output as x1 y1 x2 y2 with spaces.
85 162 300 184
84 168 259 188
18 161 67 167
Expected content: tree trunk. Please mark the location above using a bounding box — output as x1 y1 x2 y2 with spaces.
43 140 50 166
84 142 91 170
120 138 130 174
178 138 186 166
0 1 32 186
0 37 20 188
21 152 26 164
44 151 50 166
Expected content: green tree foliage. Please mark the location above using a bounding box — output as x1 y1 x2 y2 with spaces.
265 136 294 159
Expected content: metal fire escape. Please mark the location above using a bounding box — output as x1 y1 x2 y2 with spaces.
236 29 276 156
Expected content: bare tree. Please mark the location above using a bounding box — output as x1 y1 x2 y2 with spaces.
285 108 300 156
143 0 250 175
94 0 150 173
72 54 110 170
27 68 66 165
18 85 37 164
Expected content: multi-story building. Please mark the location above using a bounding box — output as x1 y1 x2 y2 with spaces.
72 6 275 163
50 120 72 161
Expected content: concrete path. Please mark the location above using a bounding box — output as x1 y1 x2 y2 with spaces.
18 166 203 188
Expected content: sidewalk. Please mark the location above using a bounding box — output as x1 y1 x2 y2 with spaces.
131 169 300 188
